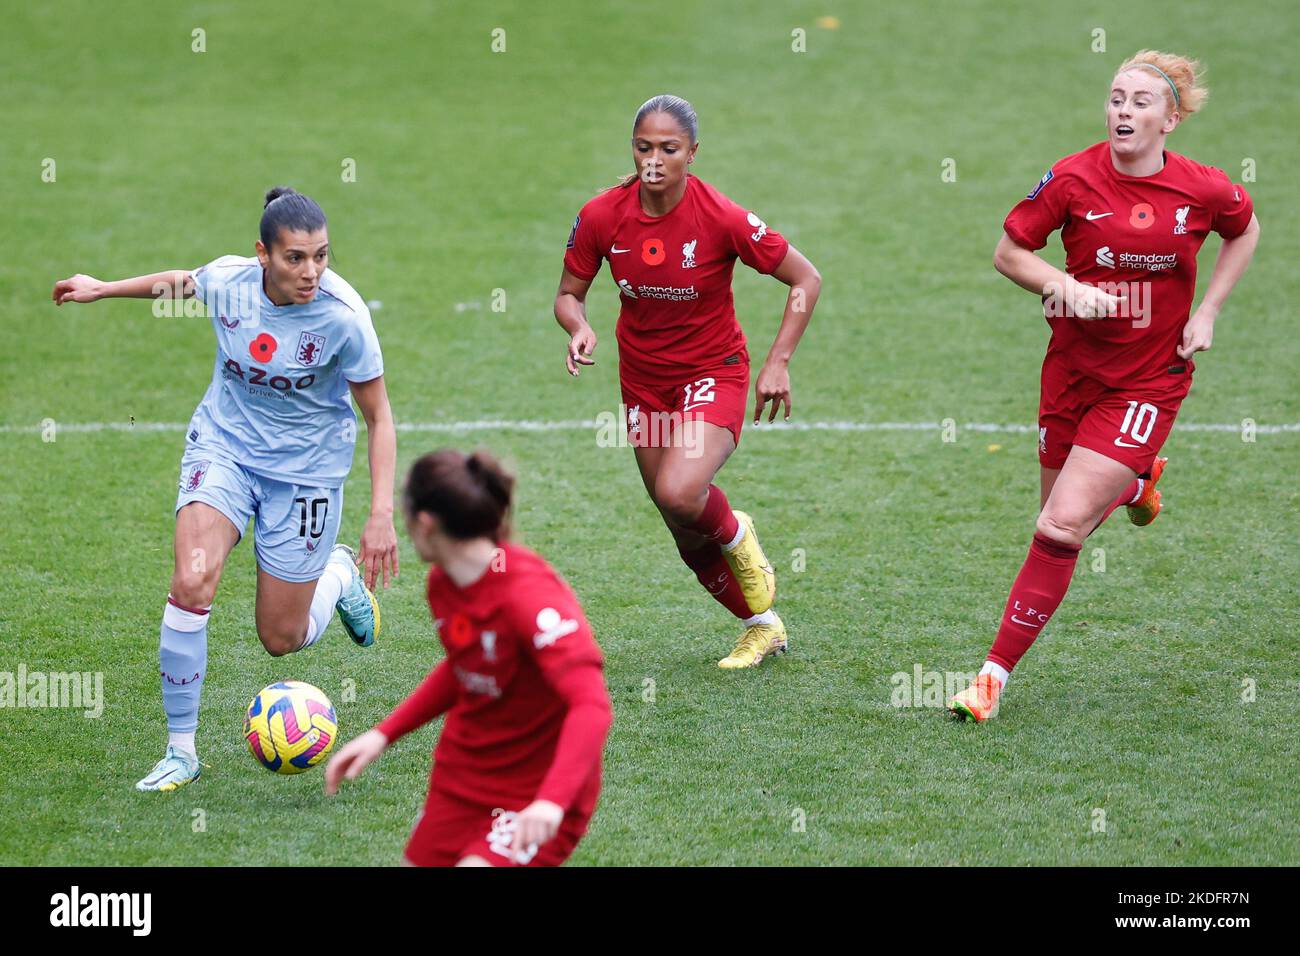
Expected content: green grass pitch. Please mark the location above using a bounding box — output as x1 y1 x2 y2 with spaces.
1 0 1297 865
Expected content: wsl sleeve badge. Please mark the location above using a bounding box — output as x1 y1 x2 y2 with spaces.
244 680 338 774
566 215 580 249
1027 169 1054 200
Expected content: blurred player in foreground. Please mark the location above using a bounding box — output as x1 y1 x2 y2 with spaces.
326 449 612 867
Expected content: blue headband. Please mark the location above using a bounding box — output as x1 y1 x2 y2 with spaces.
1137 63 1181 107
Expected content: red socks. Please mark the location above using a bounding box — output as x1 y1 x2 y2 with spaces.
986 532 1082 672
688 484 740 545
677 542 751 619
1089 478 1141 535
678 485 747 617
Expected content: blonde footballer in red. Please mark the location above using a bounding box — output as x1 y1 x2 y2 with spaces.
949 52 1260 721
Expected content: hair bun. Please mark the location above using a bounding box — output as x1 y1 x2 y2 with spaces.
405 448 515 543
264 185 297 209
467 450 511 509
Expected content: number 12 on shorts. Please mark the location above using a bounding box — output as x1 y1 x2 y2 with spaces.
1116 401 1158 448
683 377 716 411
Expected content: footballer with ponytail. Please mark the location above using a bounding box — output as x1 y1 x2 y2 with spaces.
328 447 613 868
947 51 1261 723
554 93 823 671
50 185 397 793
403 448 515 543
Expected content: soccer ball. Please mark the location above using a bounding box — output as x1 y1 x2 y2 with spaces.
244 681 338 774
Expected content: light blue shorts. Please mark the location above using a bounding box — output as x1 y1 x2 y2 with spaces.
175 446 343 583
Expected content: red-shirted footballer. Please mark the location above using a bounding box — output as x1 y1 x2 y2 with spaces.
555 94 822 669
325 450 612 867
948 51 1260 722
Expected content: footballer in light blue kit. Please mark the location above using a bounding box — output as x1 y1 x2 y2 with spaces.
51 187 399 792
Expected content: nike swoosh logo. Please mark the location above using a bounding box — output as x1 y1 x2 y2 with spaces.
1114 438 1142 448
610 245 629 254
1010 615 1041 628
1085 211 1113 220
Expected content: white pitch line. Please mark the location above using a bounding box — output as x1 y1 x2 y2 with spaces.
2 420 1298 435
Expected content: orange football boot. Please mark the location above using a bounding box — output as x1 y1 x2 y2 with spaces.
1127 456 1168 527
947 673 1002 722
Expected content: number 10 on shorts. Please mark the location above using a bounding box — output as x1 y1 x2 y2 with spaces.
295 496 329 544
1117 400 1158 447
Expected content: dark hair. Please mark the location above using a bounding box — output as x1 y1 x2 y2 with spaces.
259 186 327 250
634 94 698 143
615 94 699 188
404 448 514 542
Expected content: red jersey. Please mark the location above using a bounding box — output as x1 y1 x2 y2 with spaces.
1003 142 1253 388
376 544 611 814
564 174 790 380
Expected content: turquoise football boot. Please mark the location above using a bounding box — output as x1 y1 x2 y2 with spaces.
135 745 201 792
331 544 379 647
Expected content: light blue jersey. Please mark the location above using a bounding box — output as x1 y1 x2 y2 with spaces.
187 255 384 487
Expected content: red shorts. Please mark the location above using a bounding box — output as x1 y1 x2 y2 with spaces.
1038 351 1192 474
404 788 592 867
619 354 750 448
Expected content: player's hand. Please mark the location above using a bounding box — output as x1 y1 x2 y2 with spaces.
1069 282 1125 320
510 799 564 860
52 274 104 305
358 512 399 591
753 360 792 424
566 325 597 377
324 729 388 795
1177 304 1217 360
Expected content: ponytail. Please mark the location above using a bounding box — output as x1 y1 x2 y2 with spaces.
404 448 514 542
259 185 327 249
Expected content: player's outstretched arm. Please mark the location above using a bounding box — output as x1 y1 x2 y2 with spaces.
329 659 459 796
754 245 821 424
993 232 1123 320
323 729 389 795
51 270 194 305
1179 214 1261 359
554 268 597 377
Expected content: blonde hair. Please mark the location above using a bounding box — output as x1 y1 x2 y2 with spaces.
1116 50 1208 117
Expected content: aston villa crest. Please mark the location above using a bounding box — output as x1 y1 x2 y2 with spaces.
296 331 326 367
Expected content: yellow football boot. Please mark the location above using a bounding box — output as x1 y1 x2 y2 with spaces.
722 511 776 615
718 612 788 669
